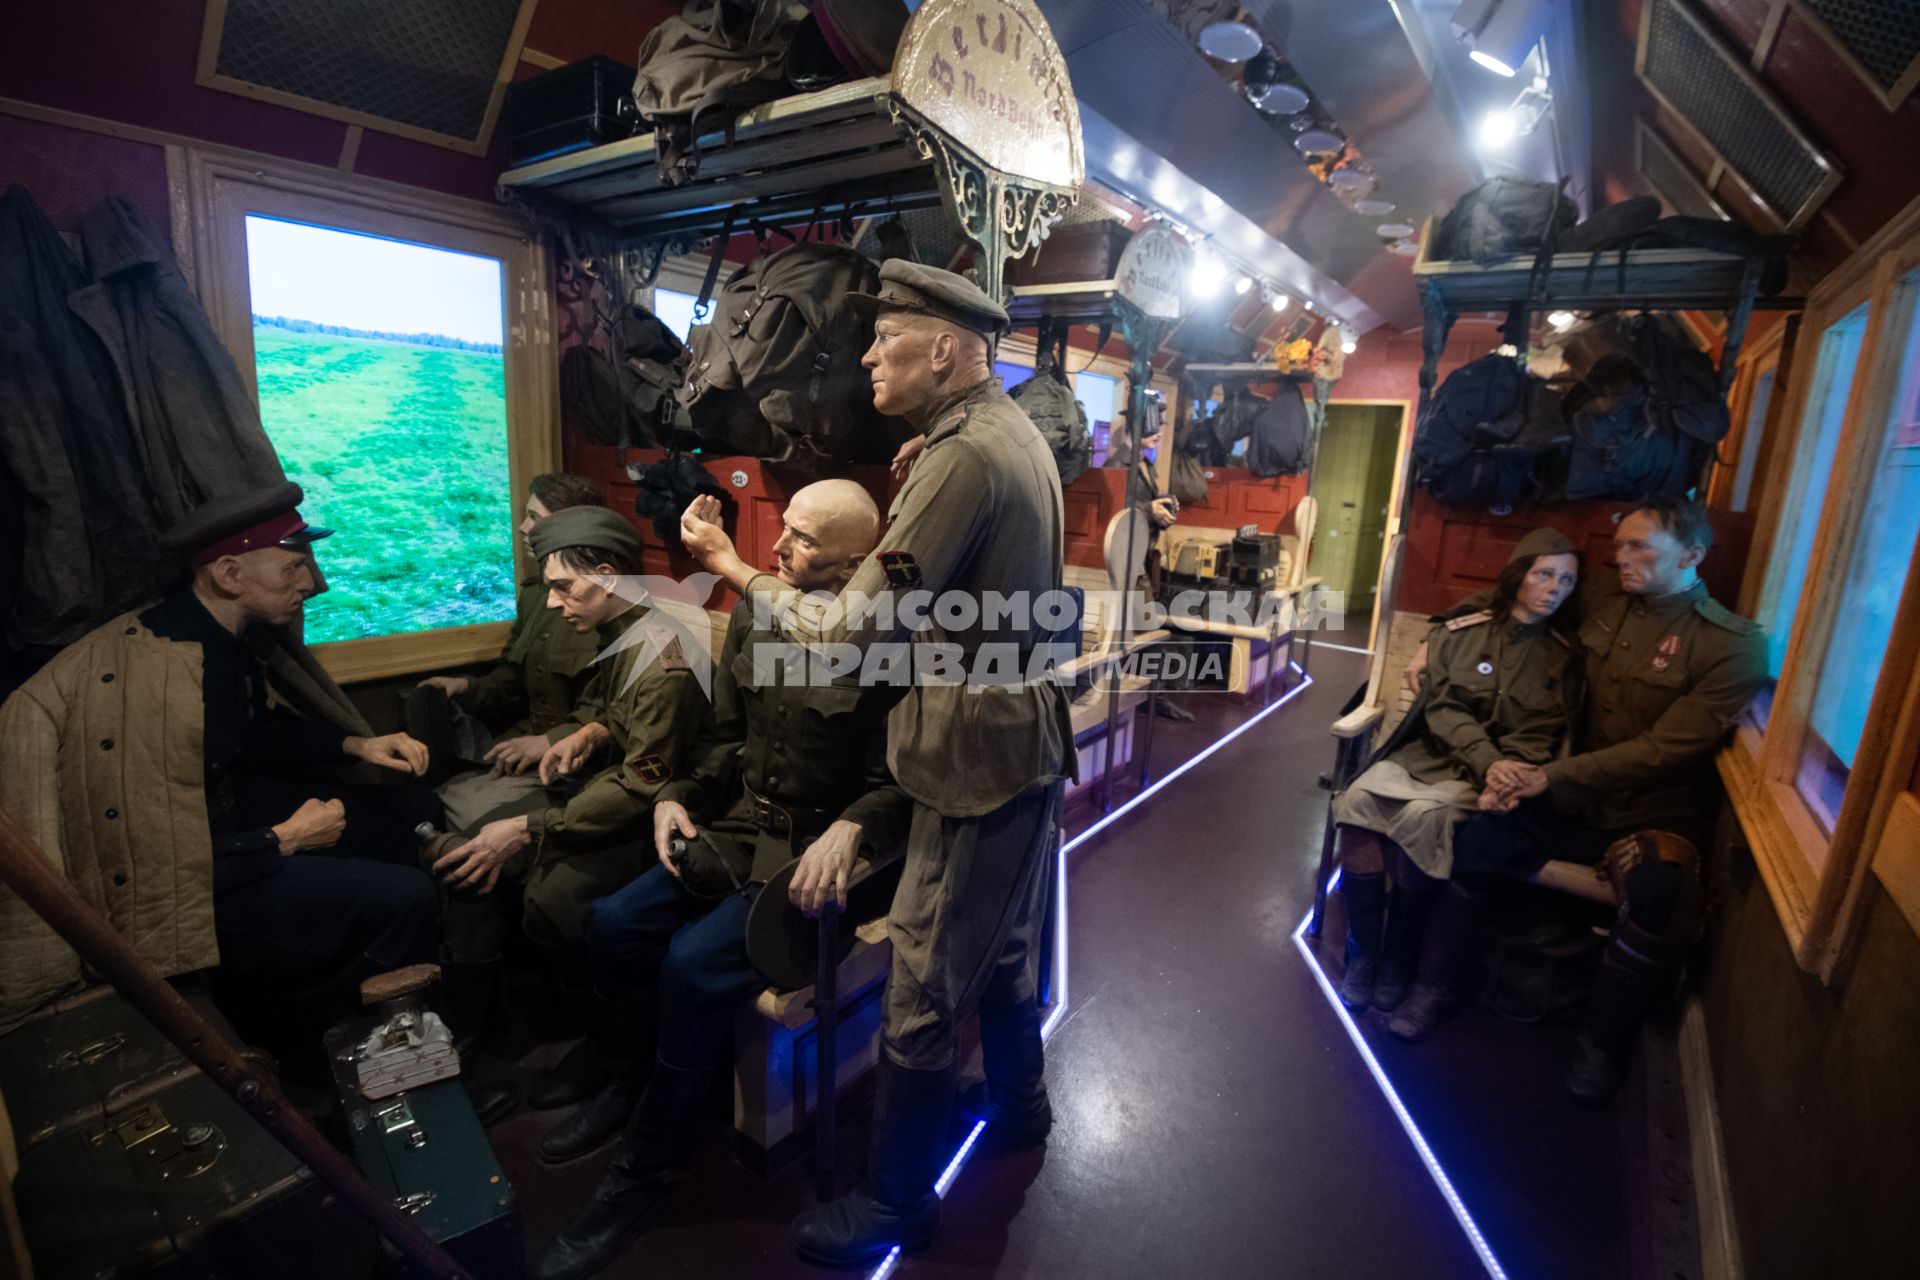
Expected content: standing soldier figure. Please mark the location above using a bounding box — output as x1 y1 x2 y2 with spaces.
679 260 1075 1266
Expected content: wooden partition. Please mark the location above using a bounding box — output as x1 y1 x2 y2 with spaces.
1395 490 1755 617
1063 466 1310 570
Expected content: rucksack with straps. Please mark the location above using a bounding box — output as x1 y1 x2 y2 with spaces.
1413 355 1566 510
1010 321 1092 487
632 0 802 187
679 239 898 477
1562 352 1700 502
1247 383 1311 478
1433 176 1579 265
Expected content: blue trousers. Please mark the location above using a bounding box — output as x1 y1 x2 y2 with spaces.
586 865 765 1072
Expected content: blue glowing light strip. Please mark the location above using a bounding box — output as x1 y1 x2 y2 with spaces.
1289 910 1510 1280
866 664 1313 1280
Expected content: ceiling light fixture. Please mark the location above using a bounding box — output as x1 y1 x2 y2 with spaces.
1477 76 1553 152
1451 0 1556 78
1234 275 1254 296
1197 20 1263 64
1190 251 1227 298
1271 292 1290 313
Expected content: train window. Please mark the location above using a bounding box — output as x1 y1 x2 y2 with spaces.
1748 302 1869 730
651 287 701 342
1074 370 1118 432
1728 366 1774 512
1793 268 1920 831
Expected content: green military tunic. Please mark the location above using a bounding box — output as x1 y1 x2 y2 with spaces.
1542 574 1766 830
1335 608 1577 876
657 601 911 885
743 376 1071 1069
461 578 601 739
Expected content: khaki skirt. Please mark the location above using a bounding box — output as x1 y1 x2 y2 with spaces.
1330 759 1479 879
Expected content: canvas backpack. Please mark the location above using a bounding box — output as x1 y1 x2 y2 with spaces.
1433 176 1579 265
679 239 897 477
1247 383 1311 479
1629 313 1731 446
1413 355 1565 509
633 0 803 186
1010 322 1092 487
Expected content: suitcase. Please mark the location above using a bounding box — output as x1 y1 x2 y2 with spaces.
1229 532 1282 589
325 1017 521 1280
505 55 640 167
1 984 376 1280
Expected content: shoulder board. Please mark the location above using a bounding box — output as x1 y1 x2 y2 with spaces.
1547 628 1572 647
1692 596 1761 637
1443 610 1494 632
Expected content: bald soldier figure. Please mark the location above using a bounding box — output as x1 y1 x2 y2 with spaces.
532 480 913 1280
680 260 1074 1267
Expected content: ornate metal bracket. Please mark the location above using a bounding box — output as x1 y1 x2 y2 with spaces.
888 97 1078 302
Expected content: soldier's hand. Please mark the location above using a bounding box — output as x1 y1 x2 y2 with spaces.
678 496 738 570
1403 641 1429 694
417 675 471 697
654 801 697 877
272 798 347 855
484 734 549 777
539 725 603 785
790 820 864 917
432 816 529 895
1483 759 1548 803
890 433 927 480
345 733 429 776
1477 786 1520 813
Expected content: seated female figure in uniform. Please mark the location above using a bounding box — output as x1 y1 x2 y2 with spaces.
1328 529 1581 1017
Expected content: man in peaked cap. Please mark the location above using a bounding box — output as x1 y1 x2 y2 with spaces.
680 260 1076 1266
0 481 444 1044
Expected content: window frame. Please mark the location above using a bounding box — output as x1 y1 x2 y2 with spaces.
185 149 559 684
1721 193 1920 979
1705 315 1787 513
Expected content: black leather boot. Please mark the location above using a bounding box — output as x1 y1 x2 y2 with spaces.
1566 945 1663 1107
539 991 656 1164
1372 882 1434 1012
1386 883 1486 1042
530 1061 706 1280
1337 872 1386 1011
959 996 1051 1148
792 1058 953 1267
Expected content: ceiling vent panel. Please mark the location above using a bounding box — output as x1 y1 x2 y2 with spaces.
1634 118 1729 221
1800 0 1920 109
197 0 536 154
1636 0 1841 230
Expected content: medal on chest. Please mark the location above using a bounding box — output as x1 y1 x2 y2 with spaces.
1652 633 1680 672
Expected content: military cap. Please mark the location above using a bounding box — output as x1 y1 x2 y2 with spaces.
1508 527 1577 565
161 481 331 565
528 505 644 566
847 259 1009 336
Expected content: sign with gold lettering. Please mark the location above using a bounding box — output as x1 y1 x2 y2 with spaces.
891 0 1083 191
1115 224 1193 319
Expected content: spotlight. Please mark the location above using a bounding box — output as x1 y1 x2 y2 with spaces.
1234 275 1254 296
1339 328 1358 354
1190 252 1227 298
1271 292 1290 313
1451 0 1554 78
1478 108 1517 149
1479 79 1552 152
1548 310 1576 330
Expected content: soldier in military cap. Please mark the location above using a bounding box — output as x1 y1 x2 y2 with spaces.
0 482 443 1039
406 474 607 825
1331 528 1581 1015
1398 496 1766 1104
531 479 911 1280
679 258 1074 1267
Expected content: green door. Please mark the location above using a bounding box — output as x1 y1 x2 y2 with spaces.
1307 404 1401 616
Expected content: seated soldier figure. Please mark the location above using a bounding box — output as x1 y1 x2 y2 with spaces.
426 507 708 1095
0 483 441 1040
531 479 911 1280
408 473 606 828
1331 530 1580 1014
1397 496 1766 1105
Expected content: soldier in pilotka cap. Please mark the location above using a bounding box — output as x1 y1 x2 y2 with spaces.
679 258 1076 1267
0 482 442 1042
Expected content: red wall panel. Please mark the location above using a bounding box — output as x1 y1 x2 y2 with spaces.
0 114 171 237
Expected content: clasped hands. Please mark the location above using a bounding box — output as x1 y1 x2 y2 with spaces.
1478 759 1548 812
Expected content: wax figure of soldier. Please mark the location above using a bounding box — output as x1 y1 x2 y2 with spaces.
1396 497 1765 1105
679 260 1075 1266
424 507 709 1099
0 483 443 1044
406 474 605 824
530 480 912 1280
1331 529 1581 1014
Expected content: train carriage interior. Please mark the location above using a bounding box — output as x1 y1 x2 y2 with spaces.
2 2 1918 1278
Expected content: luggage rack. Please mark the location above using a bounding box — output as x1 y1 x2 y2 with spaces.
1004 279 1122 327
497 77 946 247
1183 361 1314 386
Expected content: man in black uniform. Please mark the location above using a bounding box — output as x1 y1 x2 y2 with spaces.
531 479 909 1280
143 484 442 1028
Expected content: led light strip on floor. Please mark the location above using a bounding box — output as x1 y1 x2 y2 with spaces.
1289 909 1510 1280
868 664 1314 1280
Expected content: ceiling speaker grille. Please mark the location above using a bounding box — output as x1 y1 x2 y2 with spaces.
1635 118 1728 221
204 0 526 148
1639 0 1839 229
1802 0 1920 100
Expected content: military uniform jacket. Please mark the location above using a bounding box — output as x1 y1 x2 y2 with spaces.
658 601 911 882
525 605 709 857
745 378 1074 817
1541 575 1766 830
1396 610 1577 787
461 578 601 739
